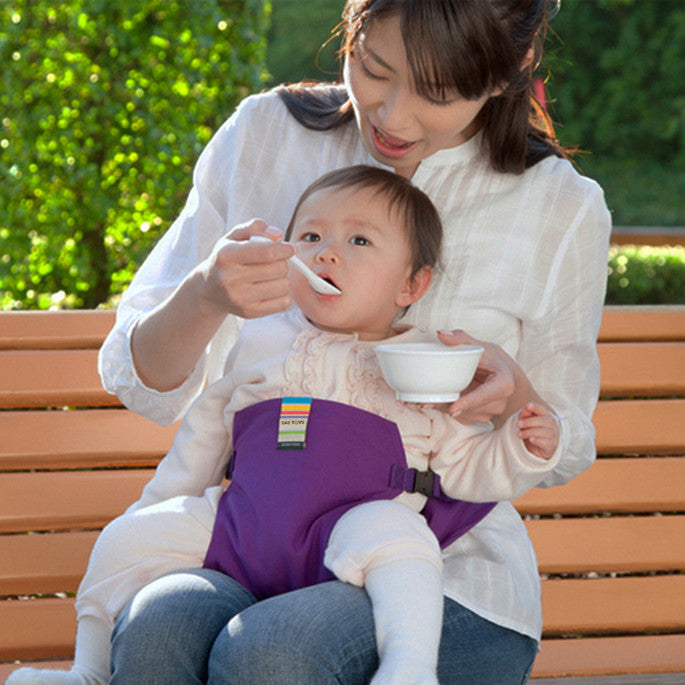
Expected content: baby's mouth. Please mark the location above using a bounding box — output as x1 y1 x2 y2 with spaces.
318 273 340 292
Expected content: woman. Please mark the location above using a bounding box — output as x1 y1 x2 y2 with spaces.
102 1 610 682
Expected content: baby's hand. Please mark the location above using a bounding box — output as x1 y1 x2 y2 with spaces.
517 402 560 460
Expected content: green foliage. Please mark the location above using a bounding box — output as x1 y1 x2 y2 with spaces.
606 246 685 305
1 0 271 309
265 0 342 86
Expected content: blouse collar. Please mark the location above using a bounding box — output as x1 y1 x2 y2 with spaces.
419 130 484 170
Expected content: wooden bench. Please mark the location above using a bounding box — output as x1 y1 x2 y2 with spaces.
1 306 684 682
610 225 685 246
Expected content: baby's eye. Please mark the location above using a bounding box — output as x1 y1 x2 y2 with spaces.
350 235 371 246
300 232 321 243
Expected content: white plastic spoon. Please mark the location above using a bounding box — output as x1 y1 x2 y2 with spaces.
249 235 341 295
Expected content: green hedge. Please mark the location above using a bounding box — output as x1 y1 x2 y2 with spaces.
606 246 685 305
1 0 270 310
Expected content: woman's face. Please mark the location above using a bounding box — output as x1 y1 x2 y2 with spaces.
344 14 494 179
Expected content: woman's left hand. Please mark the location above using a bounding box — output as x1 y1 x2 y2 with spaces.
437 329 530 427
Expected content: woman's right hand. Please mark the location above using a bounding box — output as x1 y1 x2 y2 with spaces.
130 219 295 394
196 218 296 319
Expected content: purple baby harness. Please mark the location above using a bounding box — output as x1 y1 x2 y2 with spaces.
203 398 495 599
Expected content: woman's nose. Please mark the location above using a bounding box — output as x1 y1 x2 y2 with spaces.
377 86 413 133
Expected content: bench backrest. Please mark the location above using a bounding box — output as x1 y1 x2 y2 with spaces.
0 311 177 664
1 306 684 678
515 305 685 677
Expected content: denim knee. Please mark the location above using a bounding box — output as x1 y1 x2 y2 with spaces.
208 581 378 685
111 569 256 684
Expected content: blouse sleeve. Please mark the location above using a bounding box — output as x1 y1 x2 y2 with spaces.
97 100 254 425
517 169 612 487
125 370 238 514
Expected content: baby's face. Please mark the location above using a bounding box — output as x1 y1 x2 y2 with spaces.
287 184 418 340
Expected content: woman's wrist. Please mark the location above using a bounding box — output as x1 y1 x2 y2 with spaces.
492 361 544 428
131 273 228 392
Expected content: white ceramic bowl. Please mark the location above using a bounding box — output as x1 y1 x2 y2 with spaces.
375 342 484 403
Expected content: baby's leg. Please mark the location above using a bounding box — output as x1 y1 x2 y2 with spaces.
324 500 443 685
6 488 221 685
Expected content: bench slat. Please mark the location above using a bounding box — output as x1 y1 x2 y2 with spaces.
1 312 680 408
0 350 119 409
3 457 683 534
598 342 685 396
0 471 154 533
0 597 76 661
2 579 683 663
514 457 685 515
594 399 685 455
0 310 115 350
526 515 685 574
531 634 685 678
3 636 684 681
0 531 98 595
541 575 685 635
0 398 681 473
3 515 681 598
0 409 177 470
0 307 682 349
599 305 685 342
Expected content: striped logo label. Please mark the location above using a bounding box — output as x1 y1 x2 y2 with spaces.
277 397 313 449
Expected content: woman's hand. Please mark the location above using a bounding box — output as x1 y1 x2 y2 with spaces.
437 329 535 427
196 219 296 320
131 219 295 393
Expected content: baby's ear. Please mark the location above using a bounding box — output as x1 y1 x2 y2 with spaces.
396 265 433 308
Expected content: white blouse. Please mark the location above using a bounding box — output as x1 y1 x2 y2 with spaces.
98 89 612 642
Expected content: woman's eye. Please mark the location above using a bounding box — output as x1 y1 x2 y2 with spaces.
360 59 387 81
420 82 462 107
350 236 370 246
427 96 459 107
426 88 462 107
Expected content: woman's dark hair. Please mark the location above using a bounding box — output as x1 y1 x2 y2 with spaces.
277 0 568 174
285 165 442 279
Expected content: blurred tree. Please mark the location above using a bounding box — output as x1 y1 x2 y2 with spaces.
541 0 685 225
545 0 684 164
1 0 271 309
265 0 342 86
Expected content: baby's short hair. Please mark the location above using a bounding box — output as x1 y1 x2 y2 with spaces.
285 165 442 277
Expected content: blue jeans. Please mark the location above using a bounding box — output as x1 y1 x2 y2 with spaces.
110 568 537 684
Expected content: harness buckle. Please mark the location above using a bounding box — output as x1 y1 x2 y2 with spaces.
410 468 439 498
